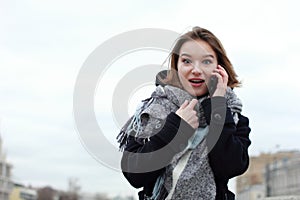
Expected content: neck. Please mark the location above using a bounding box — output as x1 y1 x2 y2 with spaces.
197 92 209 99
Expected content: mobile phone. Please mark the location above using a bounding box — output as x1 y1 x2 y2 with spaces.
208 75 218 95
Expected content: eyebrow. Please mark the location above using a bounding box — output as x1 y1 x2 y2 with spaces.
180 53 215 58
180 53 192 57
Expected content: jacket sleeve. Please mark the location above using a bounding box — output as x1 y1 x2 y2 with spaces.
201 97 251 179
121 112 195 189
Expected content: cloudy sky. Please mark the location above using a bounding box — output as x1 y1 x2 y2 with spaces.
1 0 299 198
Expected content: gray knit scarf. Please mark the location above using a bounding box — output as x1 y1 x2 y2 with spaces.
117 85 242 200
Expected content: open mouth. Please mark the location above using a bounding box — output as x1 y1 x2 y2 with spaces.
189 79 205 83
188 79 205 87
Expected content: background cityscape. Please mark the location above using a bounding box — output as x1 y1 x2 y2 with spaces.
1 0 299 199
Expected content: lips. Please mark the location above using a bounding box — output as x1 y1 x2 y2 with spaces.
189 78 205 87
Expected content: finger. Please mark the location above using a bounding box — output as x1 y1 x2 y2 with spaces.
211 72 225 85
187 99 198 109
217 65 228 80
214 66 226 75
218 65 228 76
217 65 225 71
211 72 222 80
180 100 189 109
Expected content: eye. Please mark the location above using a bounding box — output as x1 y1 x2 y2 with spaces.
182 58 192 64
202 59 213 65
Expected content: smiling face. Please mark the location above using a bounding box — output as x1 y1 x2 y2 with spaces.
177 39 218 96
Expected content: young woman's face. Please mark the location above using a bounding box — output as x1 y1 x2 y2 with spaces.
177 39 218 96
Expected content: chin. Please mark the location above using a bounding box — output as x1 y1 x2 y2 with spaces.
186 89 205 97
195 90 208 97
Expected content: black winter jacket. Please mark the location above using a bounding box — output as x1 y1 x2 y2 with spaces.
121 96 251 200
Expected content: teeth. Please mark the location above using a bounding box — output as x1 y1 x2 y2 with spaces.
190 80 203 83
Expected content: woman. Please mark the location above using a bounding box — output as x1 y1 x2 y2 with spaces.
117 27 251 200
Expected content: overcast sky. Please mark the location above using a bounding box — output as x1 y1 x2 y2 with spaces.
0 0 299 198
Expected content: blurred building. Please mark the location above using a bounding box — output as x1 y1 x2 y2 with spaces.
78 192 135 200
36 186 60 200
265 153 300 196
9 184 37 200
236 184 264 200
0 135 13 200
236 151 299 200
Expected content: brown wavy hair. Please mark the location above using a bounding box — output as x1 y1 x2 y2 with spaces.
163 27 241 88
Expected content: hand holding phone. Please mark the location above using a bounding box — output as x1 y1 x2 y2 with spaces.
209 65 229 97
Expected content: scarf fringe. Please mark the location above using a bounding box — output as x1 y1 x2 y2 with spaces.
116 97 154 151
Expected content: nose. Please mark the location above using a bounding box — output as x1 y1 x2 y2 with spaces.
191 63 202 75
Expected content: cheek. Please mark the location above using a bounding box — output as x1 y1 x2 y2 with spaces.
178 67 191 82
202 66 216 77
177 68 189 87
177 69 186 82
